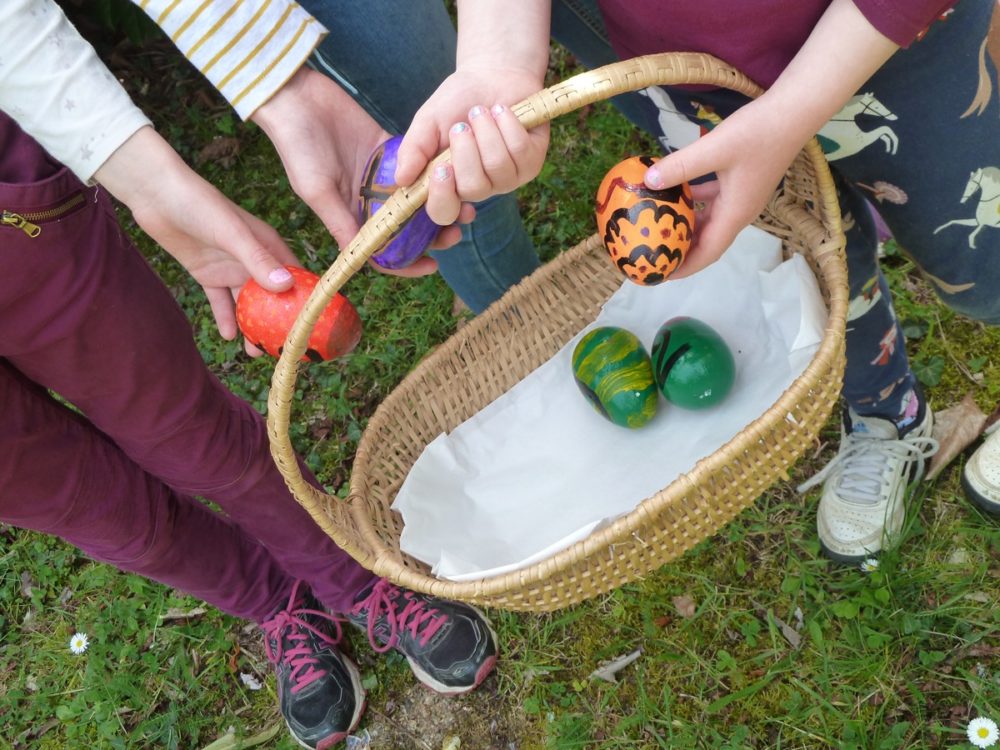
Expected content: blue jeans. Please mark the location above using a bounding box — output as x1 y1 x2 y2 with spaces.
297 0 662 313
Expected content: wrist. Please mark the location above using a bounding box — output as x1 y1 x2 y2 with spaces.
455 0 550 86
250 66 309 137
92 125 180 209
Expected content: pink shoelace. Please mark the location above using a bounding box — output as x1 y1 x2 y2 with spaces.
262 581 345 694
351 579 447 654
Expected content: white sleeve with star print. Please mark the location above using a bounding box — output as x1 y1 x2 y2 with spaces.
135 0 327 120
0 0 152 182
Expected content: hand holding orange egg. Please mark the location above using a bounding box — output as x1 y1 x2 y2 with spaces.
595 156 696 285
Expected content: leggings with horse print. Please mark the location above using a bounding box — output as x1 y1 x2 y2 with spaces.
642 0 1000 422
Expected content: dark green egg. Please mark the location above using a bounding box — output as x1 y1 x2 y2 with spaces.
571 326 658 428
651 317 735 409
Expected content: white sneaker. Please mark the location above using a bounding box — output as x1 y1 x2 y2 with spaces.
962 425 1000 516
799 404 938 564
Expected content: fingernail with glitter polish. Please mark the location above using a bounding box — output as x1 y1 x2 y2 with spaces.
645 168 664 188
491 104 505 118
469 105 485 119
451 122 469 135
269 267 292 284
434 165 451 181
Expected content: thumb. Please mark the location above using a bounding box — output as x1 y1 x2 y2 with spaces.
643 144 713 191
218 216 295 292
396 116 445 186
310 193 362 250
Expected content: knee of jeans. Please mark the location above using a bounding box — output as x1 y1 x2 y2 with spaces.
63 494 177 569
84 523 173 568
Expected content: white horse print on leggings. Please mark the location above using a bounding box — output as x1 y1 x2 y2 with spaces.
934 167 1000 249
818 92 899 161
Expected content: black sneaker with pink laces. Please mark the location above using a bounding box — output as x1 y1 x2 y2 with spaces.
262 581 365 749
345 579 498 695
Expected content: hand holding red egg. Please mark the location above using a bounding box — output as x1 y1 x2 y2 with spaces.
236 266 362 362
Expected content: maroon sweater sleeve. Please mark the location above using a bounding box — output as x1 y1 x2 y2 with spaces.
851 0 957 46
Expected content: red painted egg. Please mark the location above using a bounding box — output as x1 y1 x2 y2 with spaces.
594 156 695 285
236 266 362 362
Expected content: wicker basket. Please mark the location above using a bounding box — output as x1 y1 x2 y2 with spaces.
267 53 848 612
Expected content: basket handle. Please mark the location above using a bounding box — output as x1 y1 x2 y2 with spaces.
266 52 767 553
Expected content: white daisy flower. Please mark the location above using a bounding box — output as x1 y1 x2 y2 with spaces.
967 717 999 748
860 558 880 573
68 632 89 655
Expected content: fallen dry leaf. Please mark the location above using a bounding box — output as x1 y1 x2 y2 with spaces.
963 591 991 603
927 393 988 480
589 649 643 683
159 606 207 622
672 595 697 618
751 599 802 650
195 136 241 168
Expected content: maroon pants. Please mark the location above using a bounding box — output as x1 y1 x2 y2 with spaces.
0 116 376 623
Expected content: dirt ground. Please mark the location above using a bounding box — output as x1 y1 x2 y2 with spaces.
358 677 522 750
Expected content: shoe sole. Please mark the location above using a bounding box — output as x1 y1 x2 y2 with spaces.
287 654 367 750
818 540 870 566
407 604 499 695
961 469 1000 517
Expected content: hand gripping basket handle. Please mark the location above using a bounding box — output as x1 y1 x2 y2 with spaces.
266 52 836 561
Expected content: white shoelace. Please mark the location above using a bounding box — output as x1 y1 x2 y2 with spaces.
797 432 940 505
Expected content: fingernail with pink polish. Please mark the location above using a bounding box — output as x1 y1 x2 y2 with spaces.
469 105 485 119
434 165 451 181
645 168 664 188
451 122 469 135
269 267 292 284
491 104 506 118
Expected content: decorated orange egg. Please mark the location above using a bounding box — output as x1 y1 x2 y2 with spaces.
236 266 362 362
595 156 695 285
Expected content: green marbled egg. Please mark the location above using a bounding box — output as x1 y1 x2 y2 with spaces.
571 326 659 429
651 316 735 409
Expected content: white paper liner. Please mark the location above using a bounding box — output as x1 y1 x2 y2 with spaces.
392 226 828 580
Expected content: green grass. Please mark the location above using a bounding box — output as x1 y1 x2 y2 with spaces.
3 28 1000 750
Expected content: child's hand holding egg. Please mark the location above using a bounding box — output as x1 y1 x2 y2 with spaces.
595 156 695 285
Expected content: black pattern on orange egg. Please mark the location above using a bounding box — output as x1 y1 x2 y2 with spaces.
595 156 695 285
571 326 659 429
651 317 735 409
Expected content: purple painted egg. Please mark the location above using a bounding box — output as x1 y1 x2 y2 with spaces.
358 135 438 269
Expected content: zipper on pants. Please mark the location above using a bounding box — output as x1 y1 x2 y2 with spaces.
2 190 87 238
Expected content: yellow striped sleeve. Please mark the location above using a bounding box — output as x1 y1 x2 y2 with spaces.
134 0 327 119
